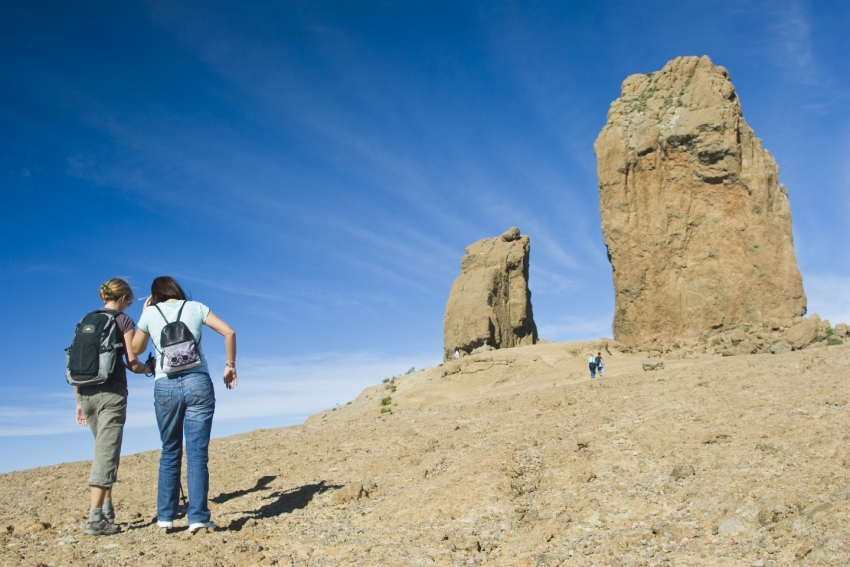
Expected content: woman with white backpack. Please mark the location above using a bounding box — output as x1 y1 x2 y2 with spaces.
132 276 237 533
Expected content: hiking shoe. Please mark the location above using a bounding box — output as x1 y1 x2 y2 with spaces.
83 518 121 536
157 520 174 528
103 509 115 523
188 521 217 533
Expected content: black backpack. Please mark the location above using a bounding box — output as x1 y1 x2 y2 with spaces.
65 309 123 387
154 301 202 374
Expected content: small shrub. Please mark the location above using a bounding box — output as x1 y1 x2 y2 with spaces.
346 401 352 405
743 326 750 333
828 338 843 346
826 328 835 336
380 407 392 414
672 343 680 349
405 367 415 375
382 378 390 383
731 339 742 347
380 397 392 406
712 338 722 346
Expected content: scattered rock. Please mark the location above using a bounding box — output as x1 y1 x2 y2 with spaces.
443 228 537 360
785 317 819 349
717 517 744 535
834 323 848 338
795 545 812 558
642 358 664 371
670 464 694 480
330 482 365 505
757 508 777 525
770 340 792 355
595 56 806 347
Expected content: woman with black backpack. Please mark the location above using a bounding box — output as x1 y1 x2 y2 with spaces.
73 278 153 536
132 276 237 533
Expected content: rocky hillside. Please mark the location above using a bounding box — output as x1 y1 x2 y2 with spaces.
2 340 850 566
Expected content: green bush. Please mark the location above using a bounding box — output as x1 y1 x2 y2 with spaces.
380 407 392 414
712 338 722 346
380 397 392 406
827 338 843 346
826 328 835 336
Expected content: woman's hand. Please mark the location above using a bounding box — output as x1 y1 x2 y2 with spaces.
76 405 87 426
223 366 238 390
143 295 153 310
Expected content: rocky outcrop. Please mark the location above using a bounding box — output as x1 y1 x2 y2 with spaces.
443 228 537 360
595 55 806 347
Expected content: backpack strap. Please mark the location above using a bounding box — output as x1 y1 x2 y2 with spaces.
175 300 186 322
153 301 187 323
154 304 169 324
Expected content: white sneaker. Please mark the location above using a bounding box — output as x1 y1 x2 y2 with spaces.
157 520 173 528
188 521 216 533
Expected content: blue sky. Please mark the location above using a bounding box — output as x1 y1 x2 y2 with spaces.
1 0 848 473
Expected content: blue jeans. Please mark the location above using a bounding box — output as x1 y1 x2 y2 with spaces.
154 372 215 524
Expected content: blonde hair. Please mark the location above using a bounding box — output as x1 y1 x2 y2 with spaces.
99 278 134 303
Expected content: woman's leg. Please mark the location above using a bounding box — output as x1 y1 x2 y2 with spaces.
154 378 185 523
183 373 215 525
80 386 126 534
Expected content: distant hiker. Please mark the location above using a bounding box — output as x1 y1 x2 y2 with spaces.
595 353 604 377
67 278 153 536
454 347 460 359
588 354 597 379
132 276 237 533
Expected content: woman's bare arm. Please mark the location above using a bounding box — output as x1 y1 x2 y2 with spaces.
205 310 237 389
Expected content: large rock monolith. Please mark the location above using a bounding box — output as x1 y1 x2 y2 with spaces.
595 56 806 347
443 227 537 361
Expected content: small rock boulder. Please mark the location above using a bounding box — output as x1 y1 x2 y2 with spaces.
717 517 744 535
770 340 792 355
670 464 695 480
784 316 818 349
642 358 664 371
331 482 365 505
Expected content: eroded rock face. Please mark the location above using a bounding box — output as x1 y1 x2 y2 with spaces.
595 55 806 347
443 227 537 360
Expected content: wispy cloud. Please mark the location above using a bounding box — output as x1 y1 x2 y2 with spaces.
537 315 612 343
0 351 439 437
803 273 850 325
763 0 820 85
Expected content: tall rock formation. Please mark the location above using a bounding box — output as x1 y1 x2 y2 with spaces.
443 228 537 361
595 56 806 347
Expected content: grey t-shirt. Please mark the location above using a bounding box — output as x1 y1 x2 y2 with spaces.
99 309 134 387
138 300 211 379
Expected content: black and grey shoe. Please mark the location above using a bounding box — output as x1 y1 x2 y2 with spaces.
83 519 121 536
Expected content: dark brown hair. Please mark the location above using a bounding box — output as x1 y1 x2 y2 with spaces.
149 276 187 305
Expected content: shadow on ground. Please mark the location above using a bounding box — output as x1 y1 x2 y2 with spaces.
211 475 277 504
228 480 341 531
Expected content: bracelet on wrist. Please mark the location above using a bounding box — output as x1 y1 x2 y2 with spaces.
225 360 236 368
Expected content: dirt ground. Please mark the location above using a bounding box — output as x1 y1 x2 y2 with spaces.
2 340 849 566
